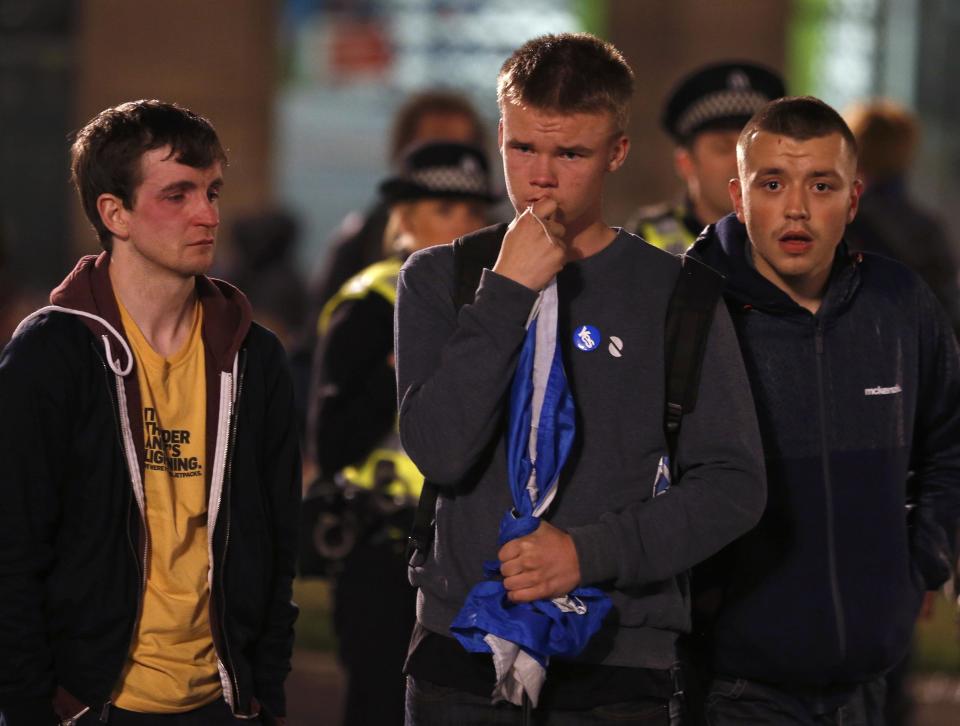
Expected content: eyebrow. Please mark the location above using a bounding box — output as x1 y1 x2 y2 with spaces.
557 144 592 155
158 177 224 194
506 139 593 155
754 167 842 179
158 180 197 195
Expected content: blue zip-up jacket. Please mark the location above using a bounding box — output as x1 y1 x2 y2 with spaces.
690 214 960 686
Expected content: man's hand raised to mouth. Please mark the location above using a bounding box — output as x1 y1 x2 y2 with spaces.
492 198 567 291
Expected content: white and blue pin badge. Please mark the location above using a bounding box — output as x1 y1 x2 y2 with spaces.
574 325 601 352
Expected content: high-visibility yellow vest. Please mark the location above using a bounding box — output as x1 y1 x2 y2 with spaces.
318 257 404 336
627 202 698 256
318 257 424 503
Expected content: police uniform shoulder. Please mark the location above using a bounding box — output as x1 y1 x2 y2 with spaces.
627 201 676 230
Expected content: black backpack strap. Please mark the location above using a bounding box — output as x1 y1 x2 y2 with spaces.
407 226 506 567
663 253 725 473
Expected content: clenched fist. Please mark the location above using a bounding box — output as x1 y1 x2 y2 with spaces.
492 198 567 291
498 520 581 603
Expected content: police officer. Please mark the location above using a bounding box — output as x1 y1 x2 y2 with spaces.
627 61 785 254
309 141 499 726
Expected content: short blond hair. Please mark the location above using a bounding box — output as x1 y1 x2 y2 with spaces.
497 33 634 133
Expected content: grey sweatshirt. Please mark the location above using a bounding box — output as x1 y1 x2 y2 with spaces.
395 226 765 669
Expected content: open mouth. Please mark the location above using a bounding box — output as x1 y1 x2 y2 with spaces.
778 230 813 252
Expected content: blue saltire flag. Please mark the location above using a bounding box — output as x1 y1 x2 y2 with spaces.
449 278 612 707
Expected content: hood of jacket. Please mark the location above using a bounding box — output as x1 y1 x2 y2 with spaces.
43 252 254 493
691 213 862 322
49 252 253 374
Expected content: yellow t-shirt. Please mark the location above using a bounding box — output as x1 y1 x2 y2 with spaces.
113 298 222 712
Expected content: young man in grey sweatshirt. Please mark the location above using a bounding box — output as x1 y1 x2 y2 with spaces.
395 32 766 725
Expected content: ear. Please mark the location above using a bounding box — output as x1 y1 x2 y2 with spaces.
607 135 630 172
729 178 746 223
97 193 131 242
674 146 694 182
497 118 504 155
847 177 864 223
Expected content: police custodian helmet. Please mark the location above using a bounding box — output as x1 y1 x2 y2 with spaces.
662 61 786 144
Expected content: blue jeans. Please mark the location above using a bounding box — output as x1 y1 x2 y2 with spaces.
705 676 886 726
405 675 677 725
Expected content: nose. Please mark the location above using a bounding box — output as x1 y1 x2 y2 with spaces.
530 153 557 189
196 197 220 228
784 185 809 220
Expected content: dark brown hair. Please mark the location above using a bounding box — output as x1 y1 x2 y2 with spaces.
497 33 634 132
389 90 485 164
70 100 226 250
739 96 858 162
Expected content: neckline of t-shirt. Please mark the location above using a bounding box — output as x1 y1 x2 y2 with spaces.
118 299 204 373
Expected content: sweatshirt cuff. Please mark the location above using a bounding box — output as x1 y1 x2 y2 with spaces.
472 268 540 325
568 521 621 586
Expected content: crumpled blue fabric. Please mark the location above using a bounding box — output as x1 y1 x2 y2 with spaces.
449 280 612 705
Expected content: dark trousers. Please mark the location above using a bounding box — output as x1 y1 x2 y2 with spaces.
405 675 677 726
77 699 258 725
704 676 886 726
335 539 417 726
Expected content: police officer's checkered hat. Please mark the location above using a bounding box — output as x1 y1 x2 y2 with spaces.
380 141 499 204
662 61 786 144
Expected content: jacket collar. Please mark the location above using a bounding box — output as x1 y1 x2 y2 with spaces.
692 213 861 320
49 252 253 372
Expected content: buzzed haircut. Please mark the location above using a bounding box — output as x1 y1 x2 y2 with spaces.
390 90 485 164
738 96 858 167
71 99 226 251
497 33 634 133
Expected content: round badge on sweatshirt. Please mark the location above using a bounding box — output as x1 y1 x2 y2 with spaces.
573 325 601 352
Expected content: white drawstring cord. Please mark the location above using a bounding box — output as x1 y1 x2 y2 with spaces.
12 305 133 376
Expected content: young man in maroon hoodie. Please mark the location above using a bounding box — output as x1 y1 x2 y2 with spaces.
0 100 299 725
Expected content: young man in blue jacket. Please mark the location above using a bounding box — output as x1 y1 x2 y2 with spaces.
690 96 960 724
0 101 299 725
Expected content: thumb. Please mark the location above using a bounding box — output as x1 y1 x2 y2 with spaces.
531 197 558 220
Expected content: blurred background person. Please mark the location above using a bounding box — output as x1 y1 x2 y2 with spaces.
226 209 308 352
308 140 498 726
291 90 489 449
626 61 785 254
308 90 487 312
845 99 960 339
